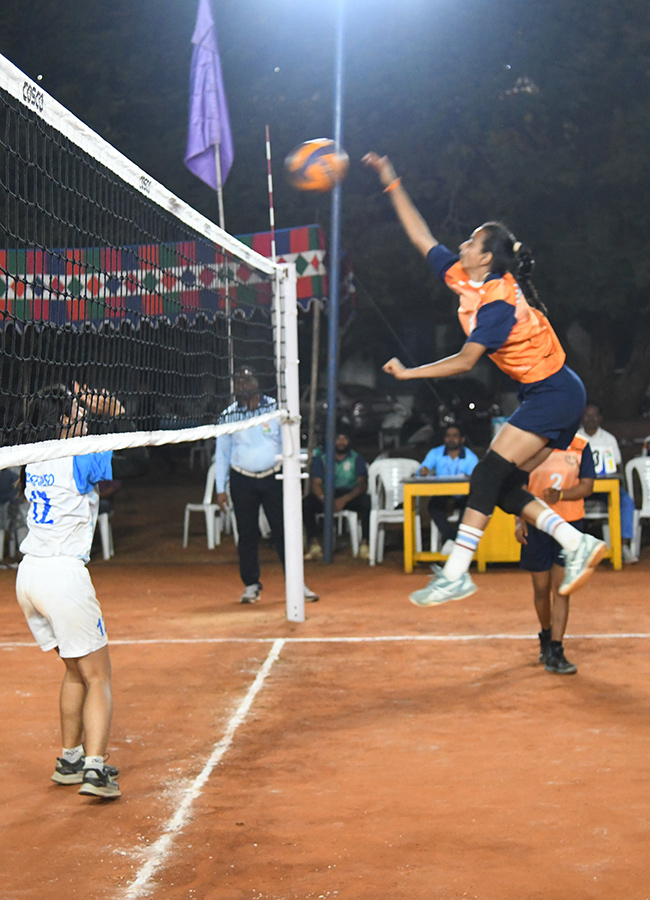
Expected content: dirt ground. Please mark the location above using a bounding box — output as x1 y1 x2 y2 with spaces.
2 449 650 900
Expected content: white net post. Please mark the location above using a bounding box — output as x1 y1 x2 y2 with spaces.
278 263 305 623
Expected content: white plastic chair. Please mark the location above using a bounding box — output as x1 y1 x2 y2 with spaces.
315 509 362 556
368 457 422 566
188 439 214 470
625 457 650 557
183 462 222 550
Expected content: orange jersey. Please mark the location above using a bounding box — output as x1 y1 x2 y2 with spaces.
526 435 594 522
443 260 565 383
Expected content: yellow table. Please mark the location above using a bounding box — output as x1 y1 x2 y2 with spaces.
592 477 622 570
402 476 622 574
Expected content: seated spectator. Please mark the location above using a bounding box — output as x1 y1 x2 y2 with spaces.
577 402 638 563
418 424 479 553
304 429 371 560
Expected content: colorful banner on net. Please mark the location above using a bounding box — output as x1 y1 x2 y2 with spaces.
0 225 328 327
236 224 328 312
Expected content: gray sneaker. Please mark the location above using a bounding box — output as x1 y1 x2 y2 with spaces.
78 767 121 799
558 534 606 596
303 585 319 602
409 567 477 607
52 756 119 785
240 583 262 604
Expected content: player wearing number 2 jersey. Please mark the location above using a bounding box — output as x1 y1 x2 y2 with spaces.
16 384 122 799
363 151 606 608
517 435 596 674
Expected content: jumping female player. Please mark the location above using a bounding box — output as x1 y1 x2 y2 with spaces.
16 384 122 798
362 151 606 607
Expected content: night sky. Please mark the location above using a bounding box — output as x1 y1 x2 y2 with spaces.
0 0 517 234
2 0 649 414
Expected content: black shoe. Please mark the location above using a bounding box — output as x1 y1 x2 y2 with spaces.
538 628 552 664
51 756 85 785
78 766 121 799
545 644 577 675
52 756 119 785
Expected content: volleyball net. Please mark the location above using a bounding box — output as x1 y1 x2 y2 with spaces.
0 53 301 469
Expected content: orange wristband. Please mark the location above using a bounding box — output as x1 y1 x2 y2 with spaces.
383 177 402 193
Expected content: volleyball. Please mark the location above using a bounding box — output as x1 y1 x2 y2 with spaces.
284 139 349 192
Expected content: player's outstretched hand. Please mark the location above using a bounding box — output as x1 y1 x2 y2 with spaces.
382 357 408 380
362 152 398 189
73 382 124 417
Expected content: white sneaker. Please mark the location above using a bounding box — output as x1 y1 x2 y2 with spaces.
558 534 606 596
409 566 477 607
304 585 319 602
240 583 262 604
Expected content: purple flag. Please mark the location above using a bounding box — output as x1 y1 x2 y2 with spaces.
184 0 234 189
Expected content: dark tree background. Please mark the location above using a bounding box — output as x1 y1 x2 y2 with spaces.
2 0 649 417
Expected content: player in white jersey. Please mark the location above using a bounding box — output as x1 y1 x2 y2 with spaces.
16 384 123 800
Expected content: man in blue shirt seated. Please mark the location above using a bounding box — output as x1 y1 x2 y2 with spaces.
418 424 479 553
303 429 371 560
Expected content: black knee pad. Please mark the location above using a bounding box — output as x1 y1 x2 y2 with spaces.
467 450 517 517
497 468 536 516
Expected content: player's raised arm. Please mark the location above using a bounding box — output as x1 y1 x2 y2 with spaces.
362 151 438 258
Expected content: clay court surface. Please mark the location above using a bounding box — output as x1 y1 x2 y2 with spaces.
2 453 650 900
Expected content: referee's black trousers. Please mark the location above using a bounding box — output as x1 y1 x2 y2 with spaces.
229 468 285 587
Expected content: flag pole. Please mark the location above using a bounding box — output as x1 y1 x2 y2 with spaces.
215 143 225 230
265 125 276 264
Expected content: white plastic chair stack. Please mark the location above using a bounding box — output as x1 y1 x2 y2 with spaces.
183 461 222 550
368 457 422 566
625 456 650 558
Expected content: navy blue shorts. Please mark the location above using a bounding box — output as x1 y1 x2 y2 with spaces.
508 365 586 450
519 519 584 572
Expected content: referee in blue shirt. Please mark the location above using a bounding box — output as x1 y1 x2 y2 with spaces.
216 368 318 605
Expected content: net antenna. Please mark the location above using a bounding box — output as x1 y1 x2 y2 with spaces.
0 53 306 621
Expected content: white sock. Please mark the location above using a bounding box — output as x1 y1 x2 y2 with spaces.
443 524 484 580
535 508 582 551
62 744 84 764
83 755 105 772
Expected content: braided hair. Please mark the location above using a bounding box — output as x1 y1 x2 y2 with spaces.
479 221 547 316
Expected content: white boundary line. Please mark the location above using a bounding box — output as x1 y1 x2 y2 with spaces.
121 637 285 900
3 633 650 651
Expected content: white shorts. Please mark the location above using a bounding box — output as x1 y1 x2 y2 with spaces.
16 556 108 658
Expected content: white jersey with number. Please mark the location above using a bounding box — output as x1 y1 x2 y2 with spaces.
20 453 113 563
576 426 621 475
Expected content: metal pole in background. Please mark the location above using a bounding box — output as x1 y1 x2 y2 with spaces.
322 0 345 563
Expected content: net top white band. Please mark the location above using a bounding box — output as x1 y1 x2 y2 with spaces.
0 410 288 469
